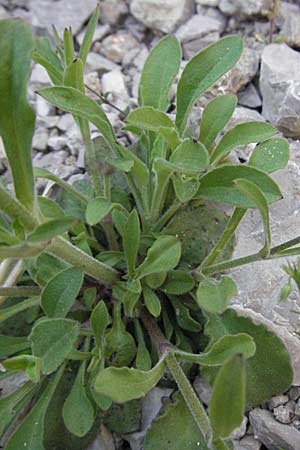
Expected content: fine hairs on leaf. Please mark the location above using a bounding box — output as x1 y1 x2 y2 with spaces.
0 11 296 450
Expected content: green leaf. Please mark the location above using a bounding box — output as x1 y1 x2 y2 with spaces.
197 276 237 314
0 381 36 438
169 296 202 332
37 196 65 219
235 179 271 255
248 137 289 173
94 356 166 402
63 58 84 92
169 139 209 174
199 94 237 149
27 217 77 242
91 300 111 349
161 269 195 294
63 27 75 66
86 197 113 225
114 279 142 318
177 333 256 366
137 236 181 279
143 285 161 317
135 320 152 371
41 267 83 318
0 335 30 358
210 121 277 164
176 36 243 134
29 318 79 374
4 365 64 450
105 302 136 367
203 308 294 405
39 86 118 153
139 35 181 111
0 19 35 210
144 392 208 450
172 174 200 202
123 209 140 277
210 355 246 439
63 362 94 437
0 297 40 325
32 36 63 85
158 127 181 151
126 106 174 132
196 165 282 207
79 5 100 66
2 355 42 382
145 272 167 289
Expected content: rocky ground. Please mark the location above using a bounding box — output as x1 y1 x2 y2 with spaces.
2 0 300 449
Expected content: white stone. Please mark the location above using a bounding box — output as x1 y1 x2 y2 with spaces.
32 128 49 152
196 0 219 6
28 0 98 35
76 24 110 46
100 0 128 24
219 0 268 16
230 417 248 440
175 14 224 43
277 2 300 48
30 64 51 85
260 43 300 138
101 32 140 64
101 70 129 105
130 0 194 33
86 53 120 74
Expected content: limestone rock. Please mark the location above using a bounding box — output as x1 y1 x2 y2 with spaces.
196 0 219 6
268 395 289 410
86 53 120 74
249 409 300 450
101 70 129 109
238 83 262 109
175 14 224 43
236 435 261 450
219 0 270 17
28 0 98 34
260 43 300 138
277 2 300 48
130 0 194 33
100 0 128 25
273 401 295 424
101 32 140 64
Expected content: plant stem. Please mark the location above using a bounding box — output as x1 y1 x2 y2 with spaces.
200 207 246 269
0 286 41 297
49 236 119 285
140 308 170 355
165 352 213 447
0 185 36 230
80 120 103 196
153 199 182 231
0 260 25 305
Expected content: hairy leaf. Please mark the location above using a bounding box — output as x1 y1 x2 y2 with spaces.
161 270 195 295
249 137 289 173
139 35 181 111
91 300 111 349
123 209 140 277
169 139 209 174
137 236 181 278
86 197 113 225
197 276 237 314
0 335 30 358
143 285 162 317
126 106 174 132
0 19 35 210
176 36 243 134
199 94 237 149
27 217 77 242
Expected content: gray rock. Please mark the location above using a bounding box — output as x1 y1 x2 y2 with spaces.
260 43 300 138
32 128 49 152
0 5 9 19
100 32 140 64
130 0 194 33
101 70 128 109
30 64 51 85
230 416 248 440
0 373 28 397
289 386 300 401
219 0 269 17
56 114 74 133
84 71 101 100
100 0 128 25
277 2 300 48
183 32 220 59
236 435 261 450
249 408 300 450
175 14 224 43
295 399 300 416
273 401 295 424
268 395 289 410
238 83 262 109
86 53 120 74
193 376 212 405
196 0 219 6
34 150 79 181
76 24 110 46
28 0 98 34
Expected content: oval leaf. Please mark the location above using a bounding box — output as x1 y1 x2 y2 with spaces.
199 94 237 149
169 139 209 174
196 165 282 207
41 267 83 318
29 318 79 374
143 285 161 317
248 137 289 173
139 35 181 111
123 209 140 277
27 217 77 242
86 196 113 225
63 362 94 437
94 356 166 403
210 121 277 164
137 236 181 279
210 354 246 438
161 270 195 295
197 276 238 314
126 106 174 132
176 35 243 134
